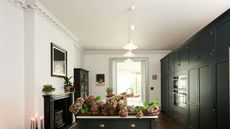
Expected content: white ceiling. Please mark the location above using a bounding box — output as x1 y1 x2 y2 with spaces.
38 0 230 51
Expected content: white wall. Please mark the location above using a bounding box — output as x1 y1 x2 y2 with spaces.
33 12 83 117
0 0 25 128
0 1 84 129
83 51 169 103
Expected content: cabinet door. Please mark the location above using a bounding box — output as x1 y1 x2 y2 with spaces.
161 59 167 112
216 61 229 129
215 17 230 59
199 65 216 129
173 51 180 68
189 39 199 66
197 30 214 63
180 45 189 67
188 68 199 129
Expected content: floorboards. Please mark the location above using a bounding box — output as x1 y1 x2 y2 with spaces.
157 112 185 129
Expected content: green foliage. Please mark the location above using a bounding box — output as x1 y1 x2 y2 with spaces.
95 96 101 101
134 106 143 112
149 99 159 108
63 76 73 85
80 103 90 113
143 102 149 109
42 84 55 93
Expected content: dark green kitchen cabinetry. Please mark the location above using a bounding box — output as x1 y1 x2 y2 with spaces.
189 39 199 66
180 44 189 67
215 17 230 59
161 9 230 129
188 68 199 129
173 51 181 69
161 58 168 112
197 28 215 64
216 60 229 129
199 64 216 129
77 118 156 129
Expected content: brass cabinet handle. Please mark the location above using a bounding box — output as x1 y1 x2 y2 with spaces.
98 123 106 128
129 123 136 128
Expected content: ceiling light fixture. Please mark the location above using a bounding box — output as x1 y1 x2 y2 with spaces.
124 50 135 57
123 40 138 50
123 1 138 60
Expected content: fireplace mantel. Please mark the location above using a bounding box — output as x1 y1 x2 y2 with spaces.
43 92 76 129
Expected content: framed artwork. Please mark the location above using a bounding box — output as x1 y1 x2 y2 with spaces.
51 43 67 77
96 74 105 86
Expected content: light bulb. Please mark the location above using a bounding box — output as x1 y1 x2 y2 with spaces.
130 24 135 31
130 5 136 10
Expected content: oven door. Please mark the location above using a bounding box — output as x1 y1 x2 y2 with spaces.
174 93 187 109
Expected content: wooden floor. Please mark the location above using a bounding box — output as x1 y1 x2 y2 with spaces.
157 112 185 129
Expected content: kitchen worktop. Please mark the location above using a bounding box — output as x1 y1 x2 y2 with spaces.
76 115 158 119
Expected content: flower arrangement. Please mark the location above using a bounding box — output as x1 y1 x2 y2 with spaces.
69 95 160 118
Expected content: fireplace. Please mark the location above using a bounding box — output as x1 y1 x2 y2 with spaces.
43 92 76 129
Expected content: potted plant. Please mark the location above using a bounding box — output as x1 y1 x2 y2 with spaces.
42 84 55 95
63 76 74 92
106 87 113 97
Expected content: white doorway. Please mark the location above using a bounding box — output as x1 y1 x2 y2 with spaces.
109 58 149 105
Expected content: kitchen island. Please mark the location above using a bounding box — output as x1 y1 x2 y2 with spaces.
76 116 158 129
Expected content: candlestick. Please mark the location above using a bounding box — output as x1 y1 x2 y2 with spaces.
40 116 44 129
31 117 35 129
30 117 33 129
34 114 38 129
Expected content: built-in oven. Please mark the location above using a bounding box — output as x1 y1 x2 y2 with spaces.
173 75 188 109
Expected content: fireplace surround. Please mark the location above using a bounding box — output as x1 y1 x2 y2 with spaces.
43 92 76 129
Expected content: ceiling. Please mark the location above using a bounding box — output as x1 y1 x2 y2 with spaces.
38 0 230 51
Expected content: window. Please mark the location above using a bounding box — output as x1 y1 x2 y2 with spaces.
109 58 149 105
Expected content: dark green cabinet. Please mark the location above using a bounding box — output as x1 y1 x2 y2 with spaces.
216 61 229 129
173 51 180 68
189 39 199 66
215 17 230 59
197 29 215 63
161 9 230 129
180 45 189 67
199 64 216 129
188 68 198 129
77 118 156 129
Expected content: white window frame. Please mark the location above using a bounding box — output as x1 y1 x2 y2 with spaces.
109 57 149 103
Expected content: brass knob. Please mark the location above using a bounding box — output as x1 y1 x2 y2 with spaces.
98 123 106 128
129 123 136 128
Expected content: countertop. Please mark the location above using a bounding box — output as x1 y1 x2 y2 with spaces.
76 115 158 119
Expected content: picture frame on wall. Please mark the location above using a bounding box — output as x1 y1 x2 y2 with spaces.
96 74 105 86
51 43 67 77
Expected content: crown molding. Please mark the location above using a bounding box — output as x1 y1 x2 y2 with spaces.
7 0 84 51
84 50 171 54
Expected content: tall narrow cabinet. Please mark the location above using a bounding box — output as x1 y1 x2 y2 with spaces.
74 68 89 99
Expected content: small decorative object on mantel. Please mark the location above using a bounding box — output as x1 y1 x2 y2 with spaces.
42 84 55 95
63 76 74 92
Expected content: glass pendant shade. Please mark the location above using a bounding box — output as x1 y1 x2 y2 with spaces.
123 50 135 57
122 40 138 50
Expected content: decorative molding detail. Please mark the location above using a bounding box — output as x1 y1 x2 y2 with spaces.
7 0 36 10
84 50 171 54
7 0 83 50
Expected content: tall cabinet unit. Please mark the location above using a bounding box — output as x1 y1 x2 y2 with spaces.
161 9 230 129
74 68 89 99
